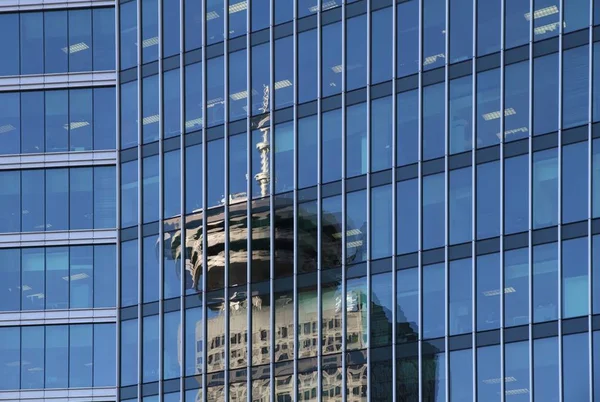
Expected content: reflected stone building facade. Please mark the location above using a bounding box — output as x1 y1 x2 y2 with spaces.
118 0 600 401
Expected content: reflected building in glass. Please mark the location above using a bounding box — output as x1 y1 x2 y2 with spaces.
117 0 600 401
0 0 118 400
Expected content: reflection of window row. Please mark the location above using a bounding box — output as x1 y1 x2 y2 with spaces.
0 323 115 391
0 245 115 312
0 166 116 233
0 8 115 77
0 87 116 155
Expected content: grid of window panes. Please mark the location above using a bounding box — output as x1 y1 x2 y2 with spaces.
119 0 600 401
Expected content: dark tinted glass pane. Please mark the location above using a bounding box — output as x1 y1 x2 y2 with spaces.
70 325 93 387
505 0 529 49
143 74 160 143
143 155 160 223
298 115 318 189
275 0 293 24
120 0 138 70
423 173 444 250
563 333 590 402
94 245 116 308
229 0 246 38
533 148 558 229
346 14 367 91
163 0 180 57
423 0 446 70
449 167 472 244
68 9 93 72
534 337 559 402
563 45 589 129
504 155 528 234
120 81 138 149
562 141 588 223
186 144 203 214
22 170 45 232
505 341 530 402
45 11 68 74
143 234 159 303
477 0 501 55
46 90 69 152
397 0 419 77
449 349 473 400
371 185 392 259
477 253 500 331
185 62 203 132
449 75 473 154
121 160 138 228
121 239 138 307
423 83 445 160
274 36 294 109
449 258 472 335
534 0 560 41
207 139 225 207
346 190 367 264
477 161 500 239
46 325 68 388
93 8 115 70
94 323 116 386
504 61 530 142
21 91 44 153
476 68 501 148
534 53 559 135
274 121 294 193
70 167 94 229
69 246 93 308
185 0 202 51
22 248 45 310
70 88 93 151
449 0 473 63
322 109 342 183
46 168 69 231
371 8 393 84
94 166 116 228
164 150 181 218
143 315 159 382
564 0 589 32
533 242 558 323
322 22 342 97
396 268 418 342
371 272 394 347
371 96 393 172
562 237 589 318
207 56 225 126
0 92 21 155
120 319 138 386
21 326 44 389
298 29 318 103
504 247 529 327
477 345 500 401
21 12 44 75
206 0 224 44
0 171 21 232
346 103 367 178
423 263 445 338
0 249 20 312
228 50 247 121
397 89 419 166
94 87 116 150
397 179 418 254
142 0 159 63
0 14 19 75
164 68 181 138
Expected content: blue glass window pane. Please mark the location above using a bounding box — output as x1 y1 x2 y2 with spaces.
346 102 367 178
449 167 472 245
207 139 224 207
423 263 445 338
477 345 500 401
164 311 180 379
595 235 600 314
121 81 138 149
346 15 367 91
0 249 20 311
299 0 317 17
396 268 418 342
143 155 160 223
164 150 181 218
298 115 318 189
94 87 116 150
251 44 269 115
477 252 500 331
505 0 530 49
206 0 224 44
229 0 246 38
322 22 342 97
476 161 500 239
534 0 560 40
21 91 44 153
423 352 446 402
93 8 115 70
595 43 600 122
229 133 246 198
120 1 137 70
397 89 419 166
534 53 559 135
534 336 559 402
423 0 445 70
94 245 116 308
371 272 394 347
185 62 203 132
371 96 393 172
346 275 368 349
505 341 530 401
46 247 69 310
564 0 589 32
346 190 367 264
143 74 159 143
0 14 19 75
229 50 247 121
251 0 269 31
70 324 93 387
595 331 600 401
423 83 445 160
68 9 92 72
397 0 419 77
504 61 530 142
70 246 93 308
0 171 21 233
397 179 418 254
94 323 116 386
533 242 558 323
185 0 202 51
142 0 159 63
371 185 392 259
423 173 445 250
322 196 342 270
504 155 528 234
563 333 590 402
562 237 589 318
120 319 138 386
275 36 294 109
449 76 473 154
563 46 589 129
22 170 45 232
70 167 94 230
0 92 21 155
274 121 294 194
477 0 501 56
505 248 529 327
46 90 69 152
70 88 93 151
449 0 473 63
163 0 180 57
143 315 160 382
186 144 203 213
45 11 68 74
449 349 473 400
371 8 392 84
533 148 558 229
46 325 68 388
21 326 44 389
0 327 20 390
207 56 225 126
449 258 472 335
163 228 181 299
322 109 342 183
275 0 293 24
476 68 501 148
121 240 138 308
298 29 318 103
563 141 588 223
121 160 138 228
21 13 44 75
185 307 203 376
164 68 181 138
